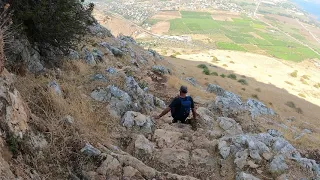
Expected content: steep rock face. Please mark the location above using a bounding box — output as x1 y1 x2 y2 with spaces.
207 84 275 119
0 137 15 179
0 71 30 138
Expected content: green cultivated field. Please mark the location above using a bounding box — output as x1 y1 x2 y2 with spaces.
152 10 320 62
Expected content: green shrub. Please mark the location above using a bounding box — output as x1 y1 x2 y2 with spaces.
227 74 237 80
223 64 228 67
252 94 259 99
220 74 226 78
212 56 219 62
138 81 148 89
230 61 235 64
301 75 310 80
255 88 261 92
170 54 177 58
285 81 294 86
197 64 208 69
290 70 298 78
11 0 94 52
241 88 246 91
238 79 248 85
285 101 296 108
298 93 306 98
211 71 218 76
254 66 257 68
314 83 320 88
300 78 309 85
202 68 210 75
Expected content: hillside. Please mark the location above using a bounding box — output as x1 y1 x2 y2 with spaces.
0 1 320 180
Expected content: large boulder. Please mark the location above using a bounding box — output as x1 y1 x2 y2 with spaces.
135 135 155 157
191 149 213 166
217 117 243 136
152 65 170 75
121 111 154 134
96 154 122 179
156 148 190 169
207 84 226 96
0 73 30 138
91 85 132 117
154 129 183 148
246 99 275 119
196 107 215 128
88 23 113 38
269 155 288 175
99 42 124 57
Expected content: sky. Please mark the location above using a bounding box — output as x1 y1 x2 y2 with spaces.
292 0 320 19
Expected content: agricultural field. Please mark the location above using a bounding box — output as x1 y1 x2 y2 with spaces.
146 10 320 62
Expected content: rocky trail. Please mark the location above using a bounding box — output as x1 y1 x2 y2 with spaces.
0 20 319 180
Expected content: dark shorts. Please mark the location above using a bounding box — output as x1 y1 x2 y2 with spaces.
172 118 190 124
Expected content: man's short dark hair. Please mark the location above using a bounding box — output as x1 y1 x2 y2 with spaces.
180 86 188 93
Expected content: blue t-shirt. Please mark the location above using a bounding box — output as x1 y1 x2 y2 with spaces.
169 96 194 120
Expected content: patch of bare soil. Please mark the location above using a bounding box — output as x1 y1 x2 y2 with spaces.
151 21 170 34
92 9 142 37
151 10 181 20
210 11 240 21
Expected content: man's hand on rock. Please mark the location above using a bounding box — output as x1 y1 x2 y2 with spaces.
152 115 161 119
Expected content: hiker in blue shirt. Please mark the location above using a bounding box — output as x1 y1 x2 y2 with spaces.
154 86 197 125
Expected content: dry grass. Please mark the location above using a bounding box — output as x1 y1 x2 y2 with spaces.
167 75 215 99
14 61 117 178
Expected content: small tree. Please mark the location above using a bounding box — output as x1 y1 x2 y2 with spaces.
10 0 94 53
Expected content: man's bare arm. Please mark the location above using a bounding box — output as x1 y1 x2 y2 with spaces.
192 108 197 119
155 107 171 119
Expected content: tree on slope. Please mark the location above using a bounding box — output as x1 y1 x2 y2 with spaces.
10 0 94 53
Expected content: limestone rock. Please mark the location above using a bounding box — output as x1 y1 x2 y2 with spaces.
269 155 288 175
217 117 243 136
81 143 101 157
207 84 226 96
0 84 30 138
97 154 122 178
152 65 170 75
246 99 275 119
196 107 215 128
106 67 117 75
186 77 198 87
236 172 261 180
90 74 108 83
234 149 249 169
191 149 211 165
154 129 183 148
156 148 190 168
123 166 144 180
83 48 96 65
88 23 113 38
218 141 230 159
135 135 154 157
121 111 154 134
48 81 62 96
69 49 80 60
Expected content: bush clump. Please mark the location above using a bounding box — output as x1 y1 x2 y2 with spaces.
314 83 320 89
290 70 298 78
211 71 218 76
227 74 237 80
220 74 226 78
10 0 94 52
202 68 210 75
238 79 248 85
197 64 208 69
